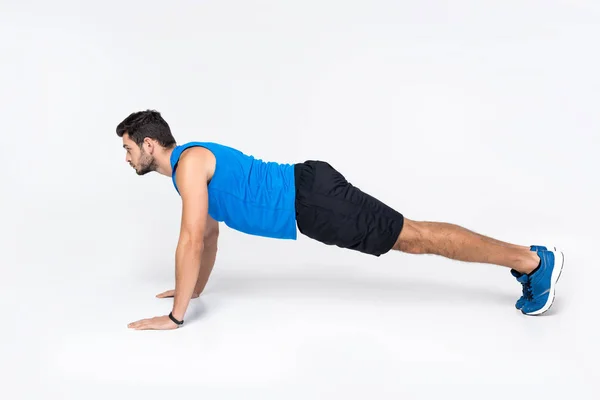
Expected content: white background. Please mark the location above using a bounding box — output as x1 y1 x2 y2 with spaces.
1 0 599 398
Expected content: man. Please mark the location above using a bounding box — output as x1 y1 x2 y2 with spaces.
118 110 564 330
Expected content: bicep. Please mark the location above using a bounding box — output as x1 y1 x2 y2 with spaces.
180 186 208 244
175 156 210 245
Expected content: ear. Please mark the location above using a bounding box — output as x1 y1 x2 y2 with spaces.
143 137 155 153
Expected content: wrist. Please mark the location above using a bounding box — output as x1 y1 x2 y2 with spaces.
171 308 185 320
169 311 184 326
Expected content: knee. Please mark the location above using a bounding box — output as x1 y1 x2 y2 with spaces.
392 219 430 254
395 240 427 254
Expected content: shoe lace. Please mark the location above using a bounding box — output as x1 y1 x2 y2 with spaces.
523 281 533 301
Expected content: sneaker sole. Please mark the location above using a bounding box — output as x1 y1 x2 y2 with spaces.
545 247 564 283
523 250 564 316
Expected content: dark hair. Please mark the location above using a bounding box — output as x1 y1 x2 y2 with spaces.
116 109 176 148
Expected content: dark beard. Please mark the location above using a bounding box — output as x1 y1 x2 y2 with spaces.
136 154 158 175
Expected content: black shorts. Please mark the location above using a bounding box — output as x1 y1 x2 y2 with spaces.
294 160 404 257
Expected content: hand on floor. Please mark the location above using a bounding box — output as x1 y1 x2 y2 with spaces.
127 315 178 330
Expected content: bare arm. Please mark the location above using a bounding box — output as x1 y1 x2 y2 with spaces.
155 216 219 299
128 149 211 330
170 151 210 322
193 216 219 296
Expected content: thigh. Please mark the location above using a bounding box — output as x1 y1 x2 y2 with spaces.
294 160 405 256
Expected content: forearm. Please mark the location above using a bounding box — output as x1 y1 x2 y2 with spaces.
194 241 218 295
172 240 203 321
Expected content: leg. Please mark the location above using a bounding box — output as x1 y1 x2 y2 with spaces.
392 218 540 274
294 160 562 315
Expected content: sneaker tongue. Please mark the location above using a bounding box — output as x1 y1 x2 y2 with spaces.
517 274 530 283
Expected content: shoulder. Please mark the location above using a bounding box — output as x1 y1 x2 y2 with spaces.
175 146 216 192
178 145 213 163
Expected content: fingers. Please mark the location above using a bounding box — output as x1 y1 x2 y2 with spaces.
127 319 144 329
156 290 202 299
156 290 175 298
128 318 155 330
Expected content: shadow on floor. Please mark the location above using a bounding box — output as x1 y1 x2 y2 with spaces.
203 265 517 307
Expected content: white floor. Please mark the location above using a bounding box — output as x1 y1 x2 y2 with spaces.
3 231 598 398
2 0 599 398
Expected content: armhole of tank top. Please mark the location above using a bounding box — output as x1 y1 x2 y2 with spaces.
172 161 181 195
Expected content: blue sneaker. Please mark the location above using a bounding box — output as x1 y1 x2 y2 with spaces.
512 245 556 309
521 249 564 315
511 269 533 309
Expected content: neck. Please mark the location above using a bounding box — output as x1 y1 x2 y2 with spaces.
153 146 176 177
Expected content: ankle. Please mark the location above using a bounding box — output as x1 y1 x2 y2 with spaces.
515 252 541 275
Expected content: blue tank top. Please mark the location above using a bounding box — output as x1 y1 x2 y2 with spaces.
170 141 298 240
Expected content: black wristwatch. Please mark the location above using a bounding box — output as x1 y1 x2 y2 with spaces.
169 312 184 326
